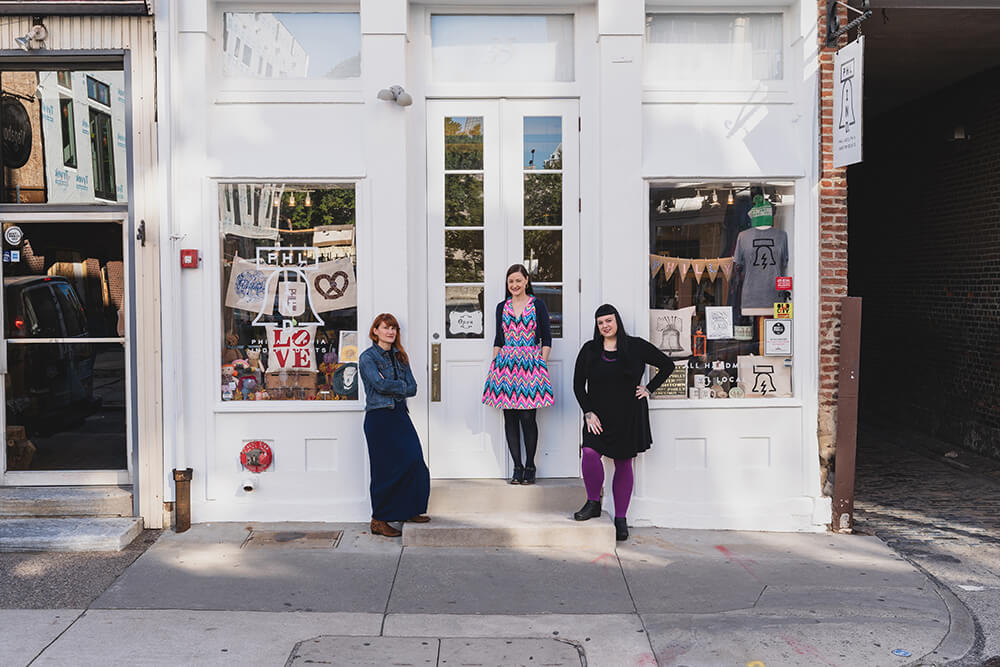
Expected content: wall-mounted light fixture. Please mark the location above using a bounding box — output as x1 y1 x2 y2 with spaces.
376 85 413 107
15 17 47 51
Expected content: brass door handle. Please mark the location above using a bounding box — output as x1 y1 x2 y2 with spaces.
431 343 441 402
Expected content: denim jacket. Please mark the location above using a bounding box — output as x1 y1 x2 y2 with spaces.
358 344 418 412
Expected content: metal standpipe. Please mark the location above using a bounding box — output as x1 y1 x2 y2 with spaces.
172 468 193 533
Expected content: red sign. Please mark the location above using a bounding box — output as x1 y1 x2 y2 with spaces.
240 441 273 473
269 326 314 370
180 249 199 269
775 276 793 291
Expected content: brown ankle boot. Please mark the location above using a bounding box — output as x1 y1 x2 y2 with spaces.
407 515 431 523
370 519 401 537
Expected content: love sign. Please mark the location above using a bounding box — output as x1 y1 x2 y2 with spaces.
265 325 318 373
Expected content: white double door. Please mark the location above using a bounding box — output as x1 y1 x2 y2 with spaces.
426 99 580 479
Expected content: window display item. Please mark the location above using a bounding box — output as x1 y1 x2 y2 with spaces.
308 257 358 313
748 194 774 228
265 325 318 373
733 226 788 310
331 362 360 399
764 319 792 355
692 328 706 356
705 306 734 340
649 306 695 358
737 354 792 398
225 255 276 313
338 331 359 363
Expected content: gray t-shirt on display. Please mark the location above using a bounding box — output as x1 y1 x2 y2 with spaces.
733 227 789 309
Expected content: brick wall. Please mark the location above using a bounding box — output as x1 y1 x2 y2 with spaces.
849 65 1000 459
817 0 850 493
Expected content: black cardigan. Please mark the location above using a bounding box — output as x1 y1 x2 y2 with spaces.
492 297 553 348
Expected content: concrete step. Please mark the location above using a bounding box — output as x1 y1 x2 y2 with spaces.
402 511 616 550
0 517 143 552
427 478 587 515
0 486 132 517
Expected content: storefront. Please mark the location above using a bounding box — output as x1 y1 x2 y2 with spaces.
0 11 163 527
161 0 830 530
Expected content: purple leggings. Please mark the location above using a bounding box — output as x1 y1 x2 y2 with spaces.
581 447 634 518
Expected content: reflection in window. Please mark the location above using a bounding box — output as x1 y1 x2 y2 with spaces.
444 117 483 170
648 182 794 399
60 98 77 168
89 108 117 201
219 183 359 401
523 117 562 169
524 230 562 282
432 15 574 82
645 13 783 82
524 174 562 226
1 70 128 204
445 174 484 227
445 230 485 282
222 12 361 79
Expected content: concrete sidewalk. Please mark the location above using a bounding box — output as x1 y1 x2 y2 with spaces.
2 523 973 666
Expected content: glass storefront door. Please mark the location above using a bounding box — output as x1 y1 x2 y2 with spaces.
1 215 130 485
426 99 580 479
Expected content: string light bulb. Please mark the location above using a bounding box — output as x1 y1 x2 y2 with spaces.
289 192 296 207
727 189 734 206
710 190 720 207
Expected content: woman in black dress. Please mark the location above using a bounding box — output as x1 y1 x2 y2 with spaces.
572 304 674 540
358 313 431 538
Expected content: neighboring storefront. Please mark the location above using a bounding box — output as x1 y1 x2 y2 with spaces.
0 10 163 526
161 0 830 530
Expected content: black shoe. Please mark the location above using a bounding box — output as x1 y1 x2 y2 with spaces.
574 500 601 521
614 517 629 541
523 467 536 485
510 468 524 485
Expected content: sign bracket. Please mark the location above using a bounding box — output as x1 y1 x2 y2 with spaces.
826 0 872 47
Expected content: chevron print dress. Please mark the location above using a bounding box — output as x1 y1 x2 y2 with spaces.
482 298 555 409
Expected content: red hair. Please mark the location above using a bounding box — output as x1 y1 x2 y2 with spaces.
368 313 409 365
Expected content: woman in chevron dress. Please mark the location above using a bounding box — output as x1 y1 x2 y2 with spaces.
483 264 555 485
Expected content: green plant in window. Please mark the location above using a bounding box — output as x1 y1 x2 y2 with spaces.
283 188 356 230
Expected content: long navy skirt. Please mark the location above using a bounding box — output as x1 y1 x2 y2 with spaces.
363 402 430 521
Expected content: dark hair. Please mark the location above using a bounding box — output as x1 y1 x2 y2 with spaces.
590 304 637 376
368 313 409 365
504 263 535 298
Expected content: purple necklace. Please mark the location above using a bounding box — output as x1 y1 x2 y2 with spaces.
601 347 617 362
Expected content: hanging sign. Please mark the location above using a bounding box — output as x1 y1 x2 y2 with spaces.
773 302 793 319
1 97 32 169
833 36 864 168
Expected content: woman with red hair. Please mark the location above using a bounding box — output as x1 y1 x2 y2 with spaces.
358 313 430 537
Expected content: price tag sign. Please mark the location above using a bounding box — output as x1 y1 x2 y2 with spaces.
775 276 793 291
773 302 793 319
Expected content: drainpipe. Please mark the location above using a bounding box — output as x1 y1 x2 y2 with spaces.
157 0 190 530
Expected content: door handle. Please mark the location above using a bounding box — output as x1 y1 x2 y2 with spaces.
430 343 441 402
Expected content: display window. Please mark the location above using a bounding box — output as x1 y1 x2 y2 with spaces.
648 182 794 400
219 183 358 402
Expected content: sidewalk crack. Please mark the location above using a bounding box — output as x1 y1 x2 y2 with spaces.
381 544 405 636
26 609 87 666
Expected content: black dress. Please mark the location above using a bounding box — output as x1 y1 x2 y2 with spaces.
573 337 675 459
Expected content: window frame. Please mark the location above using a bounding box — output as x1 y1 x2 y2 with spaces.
212 4 363 102
642 178 805 410
642 6 795 103
211 178 368 413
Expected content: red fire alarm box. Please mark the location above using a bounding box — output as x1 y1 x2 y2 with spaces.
180 249 199 269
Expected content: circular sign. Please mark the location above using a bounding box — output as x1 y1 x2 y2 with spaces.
4 225 23 246
240 440 273 473
728 386 745 399
1 97 33 169
770 322 785 336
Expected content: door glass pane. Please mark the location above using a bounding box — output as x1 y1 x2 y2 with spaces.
222 12 361 79
523 117 562 169
1 69 128 204
444 117 483 170
445 174 484 227
445 230 484 282
523 230 562 282
445 285 485 339
431 15 575 82
533 285 562 339
524 174 562 226
5 341 126 471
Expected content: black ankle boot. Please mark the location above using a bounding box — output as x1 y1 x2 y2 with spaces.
510 468 524 485
614 517 629 541
574 500 601 521
523 467 536 485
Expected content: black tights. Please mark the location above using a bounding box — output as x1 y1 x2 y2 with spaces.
503 409 538 471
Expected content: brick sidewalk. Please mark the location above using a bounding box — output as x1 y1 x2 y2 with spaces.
854 421 1000 665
